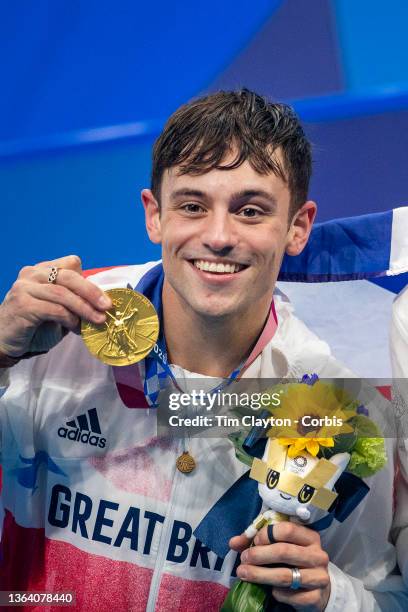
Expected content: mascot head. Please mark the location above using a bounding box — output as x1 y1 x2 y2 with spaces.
250 438 350 522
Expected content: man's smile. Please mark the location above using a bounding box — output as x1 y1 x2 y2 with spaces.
186 258 250 284
191 259 248 274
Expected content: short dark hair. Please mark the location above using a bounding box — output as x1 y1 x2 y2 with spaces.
151 88 312 213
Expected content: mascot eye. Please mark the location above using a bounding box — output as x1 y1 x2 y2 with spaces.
266 469 280 489
298 484 315 503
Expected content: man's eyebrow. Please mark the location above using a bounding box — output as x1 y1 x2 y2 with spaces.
231 189 278 207
170 188 208 200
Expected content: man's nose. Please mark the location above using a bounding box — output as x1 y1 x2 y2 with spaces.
201 210 238 253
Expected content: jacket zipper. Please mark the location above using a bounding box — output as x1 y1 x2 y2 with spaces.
145 439 184 612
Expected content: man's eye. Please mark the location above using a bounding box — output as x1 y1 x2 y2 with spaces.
238 207 262 218
182 203 205 213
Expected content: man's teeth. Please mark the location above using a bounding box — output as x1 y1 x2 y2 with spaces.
193 260 243 273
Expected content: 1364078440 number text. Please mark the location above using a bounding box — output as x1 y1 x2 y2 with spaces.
0 591 75 606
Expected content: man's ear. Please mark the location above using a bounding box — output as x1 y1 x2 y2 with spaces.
141 189 162 244
285 200 317 256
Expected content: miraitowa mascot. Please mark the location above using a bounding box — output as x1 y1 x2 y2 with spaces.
245 438 349 537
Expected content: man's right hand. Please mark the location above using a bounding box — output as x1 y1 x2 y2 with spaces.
0 255 112 360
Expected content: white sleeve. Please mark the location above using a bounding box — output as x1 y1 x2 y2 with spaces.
325 562 408 611
390 285 408 586
0 358 36 462
393 434 408 589
0 367 10 398
0 368 10 462
390 285 408 378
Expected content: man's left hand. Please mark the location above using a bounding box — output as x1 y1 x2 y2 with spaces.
230 521 331 611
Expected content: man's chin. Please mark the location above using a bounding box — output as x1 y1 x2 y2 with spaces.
187 300 239 321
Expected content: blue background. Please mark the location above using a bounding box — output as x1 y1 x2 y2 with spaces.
1 0 408 298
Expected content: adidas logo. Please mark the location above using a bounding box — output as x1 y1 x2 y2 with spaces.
58 408 107 449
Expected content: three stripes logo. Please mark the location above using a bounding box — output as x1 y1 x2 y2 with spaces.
58 408 107 448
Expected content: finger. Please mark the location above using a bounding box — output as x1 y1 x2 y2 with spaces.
272 587 327 609
26 281 108 325
21 267 112 313
229 534 253 553
254 521 321 547
240 541 329 569
36 254 83 273
236 564 329 590
24 297 81 332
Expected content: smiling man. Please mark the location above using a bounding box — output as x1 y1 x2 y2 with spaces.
141 93 315 381
0 90 407 611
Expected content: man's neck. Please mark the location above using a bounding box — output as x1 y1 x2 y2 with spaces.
162 281 271 377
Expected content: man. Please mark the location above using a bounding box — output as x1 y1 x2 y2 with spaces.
0 89 406 611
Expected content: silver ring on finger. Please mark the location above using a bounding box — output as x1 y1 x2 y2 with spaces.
47 266 59 284
290 567 302 590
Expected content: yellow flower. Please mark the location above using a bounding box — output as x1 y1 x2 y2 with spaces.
265 380 357 456
278 437 334 457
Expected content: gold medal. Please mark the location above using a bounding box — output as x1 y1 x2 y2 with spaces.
176 451 196 474
81 288 159 366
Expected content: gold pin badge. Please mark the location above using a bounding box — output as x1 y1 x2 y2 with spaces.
81 288 159 366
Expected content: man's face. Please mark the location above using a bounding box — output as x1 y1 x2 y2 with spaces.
142 150 315 320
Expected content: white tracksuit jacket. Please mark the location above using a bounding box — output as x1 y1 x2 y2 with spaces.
0 262 407 611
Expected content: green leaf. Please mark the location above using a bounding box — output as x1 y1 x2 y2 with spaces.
221 580 268 612
351 415 382 439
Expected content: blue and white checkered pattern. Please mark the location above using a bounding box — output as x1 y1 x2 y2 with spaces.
132 265 175 407
142 357 170 407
